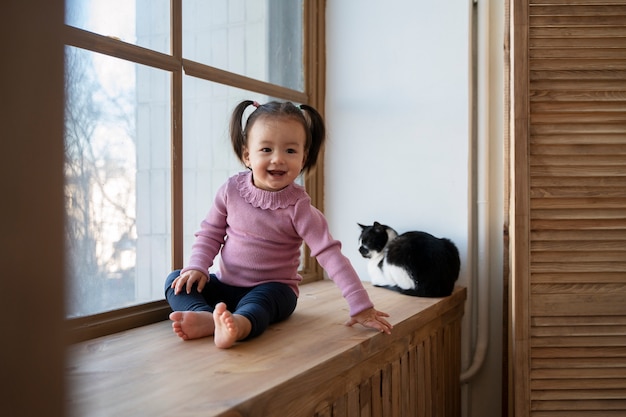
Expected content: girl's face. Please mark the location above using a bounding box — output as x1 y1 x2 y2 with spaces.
243 117 307 192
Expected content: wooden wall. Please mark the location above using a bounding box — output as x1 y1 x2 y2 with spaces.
1 1 66 417
510 1 626 415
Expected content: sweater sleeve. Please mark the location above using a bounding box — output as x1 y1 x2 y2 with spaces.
294 200 374 316
182 182 228 275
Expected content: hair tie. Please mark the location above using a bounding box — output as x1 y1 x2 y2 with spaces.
252 101 260 108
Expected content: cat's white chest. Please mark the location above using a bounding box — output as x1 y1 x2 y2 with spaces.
366 255 387 286
367 255 416 291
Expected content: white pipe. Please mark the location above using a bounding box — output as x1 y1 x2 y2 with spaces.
460 0 490 384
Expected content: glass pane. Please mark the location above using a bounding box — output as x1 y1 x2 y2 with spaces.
64 46 171 317
65 0 170 54
182 0 304 91
181 77 304 268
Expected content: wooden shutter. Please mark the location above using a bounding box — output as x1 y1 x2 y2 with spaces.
513 1 626 415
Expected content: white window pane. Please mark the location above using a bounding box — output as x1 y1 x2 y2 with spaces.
182 0 304 91
64 47 171 317
65 0 170 54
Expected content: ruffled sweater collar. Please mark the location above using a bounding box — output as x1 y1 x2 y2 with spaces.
235 171 306 210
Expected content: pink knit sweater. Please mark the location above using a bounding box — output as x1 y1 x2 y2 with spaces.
182 171 374 316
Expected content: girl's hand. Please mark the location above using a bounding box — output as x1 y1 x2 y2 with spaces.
171 270 209 295
345 307 392 334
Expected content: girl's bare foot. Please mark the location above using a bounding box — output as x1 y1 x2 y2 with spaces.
213 302 251 349
169 311 214 340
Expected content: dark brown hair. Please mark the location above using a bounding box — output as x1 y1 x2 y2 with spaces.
229 100 325 173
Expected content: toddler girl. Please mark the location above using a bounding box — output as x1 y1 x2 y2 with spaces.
165 100 392 348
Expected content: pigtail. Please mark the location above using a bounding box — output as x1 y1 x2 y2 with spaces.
300 104 326 172
230 100 256 165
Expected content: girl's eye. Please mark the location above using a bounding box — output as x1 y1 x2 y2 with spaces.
261 148 271 153
287 148 297 154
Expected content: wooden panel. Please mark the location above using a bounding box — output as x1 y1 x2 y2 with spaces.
511 0 532 414
511 0 626 415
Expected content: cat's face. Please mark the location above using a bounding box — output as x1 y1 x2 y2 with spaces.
358 222 390 259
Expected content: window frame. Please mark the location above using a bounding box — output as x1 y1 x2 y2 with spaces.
65 0 326 343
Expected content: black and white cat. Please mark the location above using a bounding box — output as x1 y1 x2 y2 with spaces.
358 222 460 297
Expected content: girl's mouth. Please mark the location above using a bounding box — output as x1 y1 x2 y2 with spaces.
268 170 286 176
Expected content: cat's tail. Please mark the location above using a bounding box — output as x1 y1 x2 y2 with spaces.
443 238 461 277
441 238 461 296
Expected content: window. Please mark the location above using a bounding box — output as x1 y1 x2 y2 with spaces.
64 0 325 341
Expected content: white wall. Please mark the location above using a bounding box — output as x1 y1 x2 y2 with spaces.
325 1 470 295
325 1 503 416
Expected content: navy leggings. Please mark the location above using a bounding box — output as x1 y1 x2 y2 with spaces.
164 270 297 340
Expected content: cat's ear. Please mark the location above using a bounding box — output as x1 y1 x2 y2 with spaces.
357 223 367 230
373 221 381 227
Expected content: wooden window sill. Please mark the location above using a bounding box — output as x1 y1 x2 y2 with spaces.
67 281 466 417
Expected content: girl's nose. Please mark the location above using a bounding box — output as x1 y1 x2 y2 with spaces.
270 152 284 164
